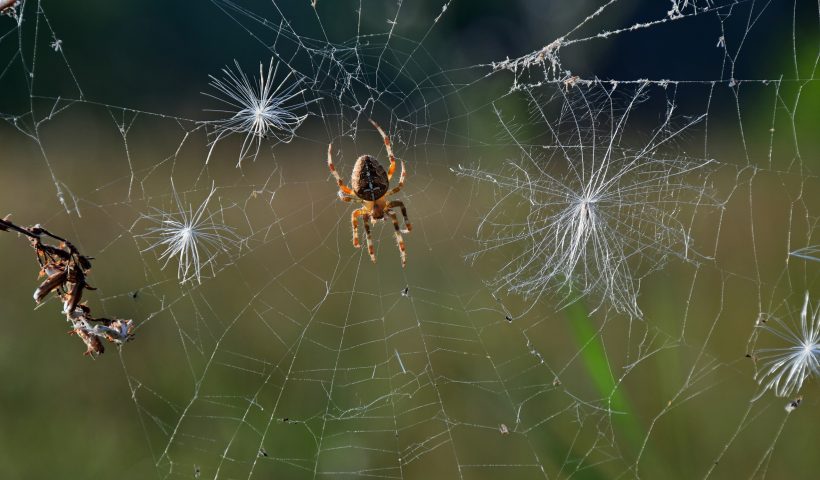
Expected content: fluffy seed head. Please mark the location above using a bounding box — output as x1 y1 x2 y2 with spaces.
204 58 315 166
754 292 820 399
457 86 716 317
139 181 238 285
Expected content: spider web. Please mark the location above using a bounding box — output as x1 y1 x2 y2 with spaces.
0 1 818 479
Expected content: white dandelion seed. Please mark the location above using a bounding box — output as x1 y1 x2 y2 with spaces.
754 292 820 399
204 58 315 167
458 85 716 317
139 181 238 285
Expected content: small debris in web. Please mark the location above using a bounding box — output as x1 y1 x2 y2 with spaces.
194 465 201 478
401 287 410 297
131 290 139 299
785 396 802 413
0 1 19 17
499 424 509 435
0 215 135 357
258 447 268 457
395 349 407 374
505 315 513 323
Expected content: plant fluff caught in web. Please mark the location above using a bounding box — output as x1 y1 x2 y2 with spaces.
753 292 820 399
137 181 238 285
458 86 718 317
204 57 315 166
789 245 820 263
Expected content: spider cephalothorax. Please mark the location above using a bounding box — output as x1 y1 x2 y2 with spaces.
327 119 412 267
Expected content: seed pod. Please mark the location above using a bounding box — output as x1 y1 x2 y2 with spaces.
33 269 67 303
70 327 105 357
63 268 87 314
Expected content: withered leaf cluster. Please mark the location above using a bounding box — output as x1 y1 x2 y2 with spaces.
1 215 134 357
0 1 19 16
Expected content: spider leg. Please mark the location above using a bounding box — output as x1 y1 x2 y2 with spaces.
327 143 355 197
386 200 411 232
338 193 359 203
384 159 406 197
386 210 407 268
362 213 376 263
351 208 366 248
369 119 396 180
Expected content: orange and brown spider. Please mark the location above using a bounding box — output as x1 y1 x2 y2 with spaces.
327 119 412 267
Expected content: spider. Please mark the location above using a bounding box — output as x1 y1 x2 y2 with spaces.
327 119 412 267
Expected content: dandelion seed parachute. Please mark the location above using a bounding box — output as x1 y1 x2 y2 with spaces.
140 181 238 285
457 88 715 318
204 58 316 167
754 292 820 399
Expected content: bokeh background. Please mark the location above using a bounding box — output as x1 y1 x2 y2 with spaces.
0 1 818 479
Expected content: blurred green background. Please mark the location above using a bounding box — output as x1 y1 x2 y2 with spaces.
0 1 818 479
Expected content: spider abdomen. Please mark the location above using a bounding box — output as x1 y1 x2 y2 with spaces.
351 155 389 201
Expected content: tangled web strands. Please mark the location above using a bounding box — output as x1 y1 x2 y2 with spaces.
0 0 818 479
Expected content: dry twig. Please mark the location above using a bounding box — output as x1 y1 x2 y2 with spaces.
1 215 134 357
